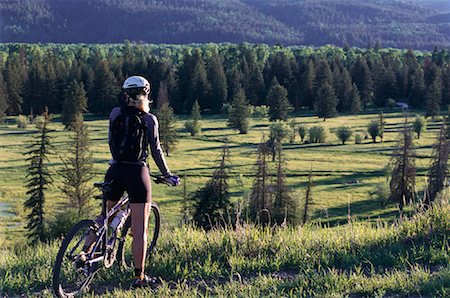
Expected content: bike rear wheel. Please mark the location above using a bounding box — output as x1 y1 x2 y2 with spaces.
52 219 102 298
117 202 161 269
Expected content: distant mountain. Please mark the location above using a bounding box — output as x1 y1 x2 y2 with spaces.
0 0 449 49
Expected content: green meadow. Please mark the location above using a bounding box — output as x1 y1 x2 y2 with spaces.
1 109 450 296
0 109 444 244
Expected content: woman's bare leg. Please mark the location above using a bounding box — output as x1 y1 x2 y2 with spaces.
130 202 151 275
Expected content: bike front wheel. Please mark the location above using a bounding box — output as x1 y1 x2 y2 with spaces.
117 202 161 269
52 219 102 298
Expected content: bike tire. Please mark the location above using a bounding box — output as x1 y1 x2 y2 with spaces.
52 219 100 298
118 202 161 269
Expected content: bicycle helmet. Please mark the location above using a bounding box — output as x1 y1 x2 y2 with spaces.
122 76 151 103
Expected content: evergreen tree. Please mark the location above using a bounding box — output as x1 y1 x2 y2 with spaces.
389 119 416 211
5 53 25 115
158 102 178 156
426 74 443 119
226 65 243 104
24 108 53 243
350 83 362 115
0 72 8 123
267 77 293 121
228 88 251 134
191 99 201 122
352 57 374 108
207 52 228 113
61 80 88 129
272 144 298 226
337 67 353 111
374 66 397 107
185 99 202 136
90 60 119 114
58 115 95 217
25 55 47 114
156 80 169 110
249 137 272 225
192 141 232 230
300 59 316 109
186 49 211 111
240 49 265 106
315 58 333 88
315 82 338 120
425 125 449 208
408 68 426 108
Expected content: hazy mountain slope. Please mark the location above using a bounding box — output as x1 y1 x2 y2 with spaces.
242 0 450 49
0 0 302 44
0 0 448 49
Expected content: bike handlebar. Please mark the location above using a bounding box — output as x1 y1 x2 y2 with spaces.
149 174 172 186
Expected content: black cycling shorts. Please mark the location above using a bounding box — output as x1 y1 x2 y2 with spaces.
104 163 152 204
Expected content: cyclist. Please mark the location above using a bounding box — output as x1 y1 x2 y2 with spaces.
106 75 179 287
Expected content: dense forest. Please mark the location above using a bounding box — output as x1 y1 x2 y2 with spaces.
0 0 449 50
0 42 449 120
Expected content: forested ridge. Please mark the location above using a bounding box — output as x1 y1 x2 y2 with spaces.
0 43 449 120
0 0 449 50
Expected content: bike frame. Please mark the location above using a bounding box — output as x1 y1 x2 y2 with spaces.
84 193 130 267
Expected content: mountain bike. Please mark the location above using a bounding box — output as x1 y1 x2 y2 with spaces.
52 174 168 298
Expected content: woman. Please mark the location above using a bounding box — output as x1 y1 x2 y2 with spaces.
106 75 179 287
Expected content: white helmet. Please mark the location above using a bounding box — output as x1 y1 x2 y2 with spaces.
122 75 150 94
122 75 151 103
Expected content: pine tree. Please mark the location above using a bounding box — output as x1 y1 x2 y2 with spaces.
192 141 232 230
207 52 228 113
301 59 316 109
272 144 298 226
426 75 443 119
315 82 338 120
425 125 449 208
156 80 169 110
337 67 353 111
61 80 88 130
389 119 416 211
59 115 95 217
0 72 8 123
158 102 178 156
24 55 47 114
24 108 53 243
267 77 293 121
186 49 211 111
408 68 426 108
352 57 374 108
90 60 119 114
350 83 362 115
240 49 265 106
249 137 272 225
5 53 25 115
228 88 251 134
185 99 202 136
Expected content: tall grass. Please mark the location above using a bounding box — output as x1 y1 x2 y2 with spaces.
1 204 448 297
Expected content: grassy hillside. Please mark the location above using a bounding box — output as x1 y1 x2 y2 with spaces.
0 204 449 296
0 109 446 245
0 0 448 49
